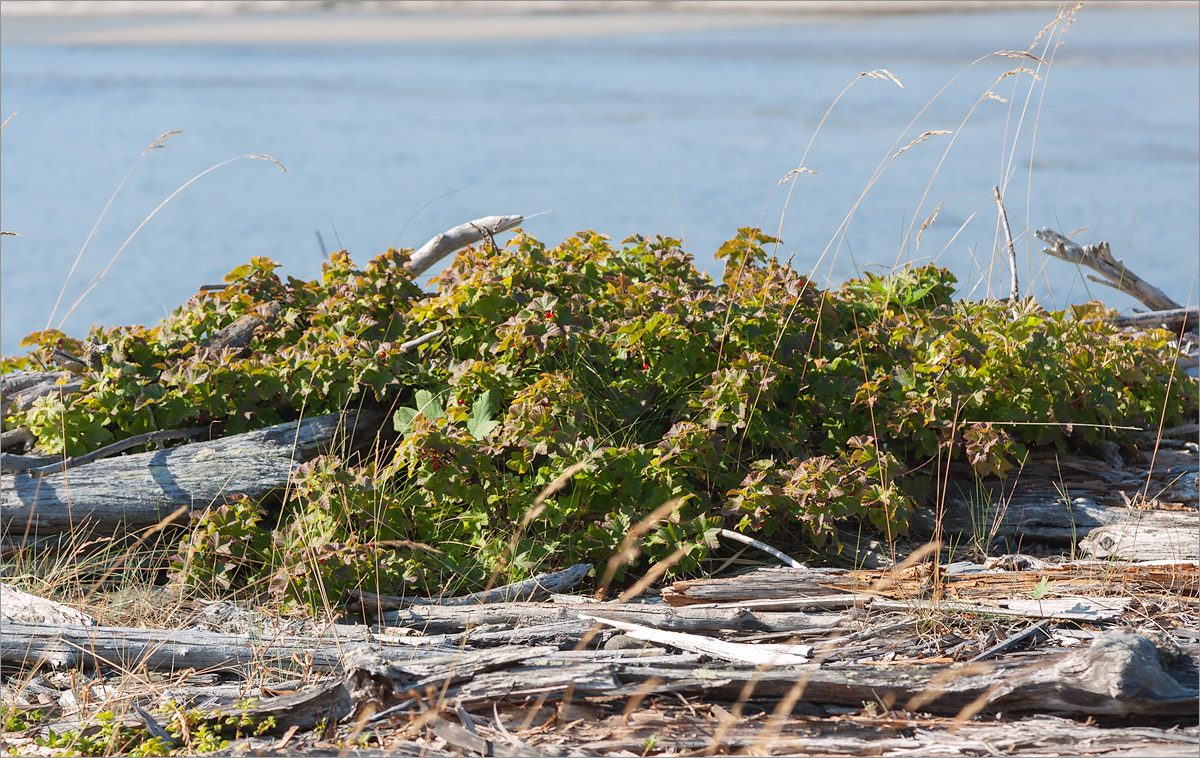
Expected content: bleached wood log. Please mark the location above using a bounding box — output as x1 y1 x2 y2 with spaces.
582 714 1200 756
407 215 524 278
1035 228 1182 312
347 632 1197 719
0 409 382 538
380 600 848 635
660 562 1197 607
0 619 439 675
1079 510 1200 562
0 370 85 416
1114 306 1198 333
0 583 97 627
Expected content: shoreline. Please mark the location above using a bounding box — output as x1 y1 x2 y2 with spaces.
2 0 1183 45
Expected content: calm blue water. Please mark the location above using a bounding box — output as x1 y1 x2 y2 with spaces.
2 6 1197 355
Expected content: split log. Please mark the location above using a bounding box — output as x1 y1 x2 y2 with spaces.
0 409 382 538
407 215 524 278
1035 228 1182 312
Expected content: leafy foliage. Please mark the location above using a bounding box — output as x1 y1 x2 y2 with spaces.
5 229 1195 608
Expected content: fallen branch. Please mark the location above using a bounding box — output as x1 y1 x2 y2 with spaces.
407 215 524 278
1035 228 1182 312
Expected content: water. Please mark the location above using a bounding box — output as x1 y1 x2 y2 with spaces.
2 5 1197 356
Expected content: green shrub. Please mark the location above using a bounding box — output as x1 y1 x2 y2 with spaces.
6 229 1194 607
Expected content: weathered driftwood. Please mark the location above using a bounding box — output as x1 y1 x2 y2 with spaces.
1035 227 1182 312
343 563 593 613
0 370 85 416
0 427 35 454
345 632 1197 719
23 426 209 477
0 583 97 627
661 562 1197 607
1114 305 1199 333
199 301 282 355
581 614 813 664
0 409 381 538
1079 511 1200 562
200 679 353 733
379 600 850 635
407 214 524 278
573 713 1200 757
0 451 58 474
0 619 432 676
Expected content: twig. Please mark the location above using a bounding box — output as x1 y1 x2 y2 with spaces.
27 427 208 478
399 328 444 353
716 528 806 569
993 186 1020 300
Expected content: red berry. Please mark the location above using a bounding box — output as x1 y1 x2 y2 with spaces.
642 363 650 370
544 311 553 319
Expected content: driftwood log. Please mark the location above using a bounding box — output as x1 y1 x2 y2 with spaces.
342 631 1196 719
0 620 423 676
0 371 85 419
0 409 381 538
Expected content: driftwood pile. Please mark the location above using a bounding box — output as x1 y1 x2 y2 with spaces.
1 220 1198 756
2 553 1197 756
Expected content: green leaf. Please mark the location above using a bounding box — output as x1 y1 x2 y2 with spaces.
467 390 499 440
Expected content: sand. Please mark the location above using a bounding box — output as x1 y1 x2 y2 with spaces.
0 0 1091 46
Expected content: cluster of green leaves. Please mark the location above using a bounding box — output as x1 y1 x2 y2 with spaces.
12 250 423 456
5 229 1194 608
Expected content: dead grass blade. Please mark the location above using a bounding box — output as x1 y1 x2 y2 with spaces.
58 152 288 329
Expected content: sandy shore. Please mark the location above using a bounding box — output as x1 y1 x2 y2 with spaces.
0 0 1111 45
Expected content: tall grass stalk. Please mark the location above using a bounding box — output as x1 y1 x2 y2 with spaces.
57 152 287 330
